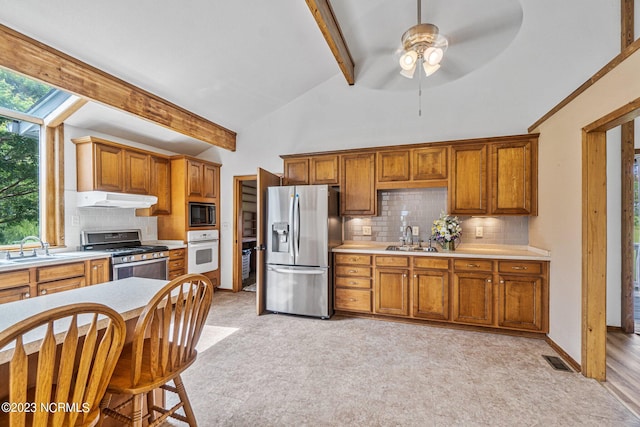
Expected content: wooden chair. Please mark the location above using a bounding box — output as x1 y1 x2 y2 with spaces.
100 274 213 427
0 303 126 427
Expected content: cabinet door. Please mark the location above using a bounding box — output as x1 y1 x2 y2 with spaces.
89 258 110 285
412 147 448 181
187 160 203 197
452 272 493 325
491 140 537 215
203 163 218 199
341 153 376 216
94 143 123 192
283 158 309 185
149 156 172 215
124 150 150 194
413 269 449 320
375 268 409 316
377 150 410 182
310 155 339 185
449 144 487 215
0 286 31 304
38 277 85 296
497 275 543 331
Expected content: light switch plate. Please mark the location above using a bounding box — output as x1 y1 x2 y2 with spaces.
475 226 483 237
412 226 419 236
362 226 372 236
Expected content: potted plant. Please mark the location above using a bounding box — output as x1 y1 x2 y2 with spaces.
431 212 462 251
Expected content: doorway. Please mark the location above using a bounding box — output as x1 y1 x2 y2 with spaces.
232 175 258 292
634 152 640 333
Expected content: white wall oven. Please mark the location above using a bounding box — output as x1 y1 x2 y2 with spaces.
187 230 219 274
81 229 169 280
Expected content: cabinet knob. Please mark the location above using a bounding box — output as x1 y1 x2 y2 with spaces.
24 293 30 299
487 279 492 284
93 266 98 270
467 264 479 268
348 270 357 273
41 290 47 295
414 274 417 278
500 280 504 284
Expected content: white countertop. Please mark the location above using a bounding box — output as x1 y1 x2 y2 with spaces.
144 240 187 250
0 250 111 272
333 242 551 261
0 277 168 364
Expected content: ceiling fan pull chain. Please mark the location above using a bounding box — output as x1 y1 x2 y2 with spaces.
418 61 423 117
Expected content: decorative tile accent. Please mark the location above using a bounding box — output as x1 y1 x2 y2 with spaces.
344 188 528 245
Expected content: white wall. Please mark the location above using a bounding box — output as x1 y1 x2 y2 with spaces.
606 127 622 327
529 49 640 362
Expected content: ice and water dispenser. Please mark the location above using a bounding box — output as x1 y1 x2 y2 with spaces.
271 221 290 253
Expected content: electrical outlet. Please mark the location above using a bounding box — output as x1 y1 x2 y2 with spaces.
71 215 80 227
475 226 483 238
362 226 372 236
412 226 419 236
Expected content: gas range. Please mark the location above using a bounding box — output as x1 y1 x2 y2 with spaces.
81 230 169 264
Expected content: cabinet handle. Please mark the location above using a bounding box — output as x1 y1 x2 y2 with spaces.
487 279 492 284
414 274 417 278
41 290 47 295
350 257 359 262
93 266 98 270
349 281 357 285
467 264 480 268
24 292 30 299
349 298 356 302
348 269 357 274
500 280 504 284
511 266 527 270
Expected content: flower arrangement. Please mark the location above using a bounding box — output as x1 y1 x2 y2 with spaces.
431 212 462 244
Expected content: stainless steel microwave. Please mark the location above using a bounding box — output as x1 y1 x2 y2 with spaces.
188 202 216 227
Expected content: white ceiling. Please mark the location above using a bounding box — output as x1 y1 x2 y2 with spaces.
0 0 627 156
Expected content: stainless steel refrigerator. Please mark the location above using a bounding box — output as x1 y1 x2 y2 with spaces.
265 184 340 318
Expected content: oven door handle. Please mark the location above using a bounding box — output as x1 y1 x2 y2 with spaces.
112 258 169 269
188 240 218 247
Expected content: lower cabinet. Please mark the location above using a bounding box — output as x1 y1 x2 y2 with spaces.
36 262 87 296
169 248 187 279
334 253 549 334
88 258 110 285
0 270 32 303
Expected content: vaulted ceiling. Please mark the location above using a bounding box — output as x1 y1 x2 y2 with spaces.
0 1 627 155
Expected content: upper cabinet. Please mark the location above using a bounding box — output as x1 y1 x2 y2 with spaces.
449 136 537 216
186 159 218 199
376 146 448 189
75 140 124 192
341 153 376 216
283 154 340 186
123 150 150 194
283 158 309 185
146 155 172 215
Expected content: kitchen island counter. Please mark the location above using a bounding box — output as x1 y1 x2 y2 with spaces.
333 242 550 261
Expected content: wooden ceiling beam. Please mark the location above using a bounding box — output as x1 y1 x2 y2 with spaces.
0 24 236 151
305 0 355 85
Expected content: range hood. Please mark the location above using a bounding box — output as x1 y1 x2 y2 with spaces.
77 191 158 208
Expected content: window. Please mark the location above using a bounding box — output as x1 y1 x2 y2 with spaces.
0 68 72 247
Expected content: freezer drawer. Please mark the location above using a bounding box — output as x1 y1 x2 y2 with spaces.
265 265 332 318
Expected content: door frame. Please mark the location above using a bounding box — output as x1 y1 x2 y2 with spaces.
582 96 640 380
233 175 257 292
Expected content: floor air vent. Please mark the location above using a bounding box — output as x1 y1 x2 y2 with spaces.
543 355 573 372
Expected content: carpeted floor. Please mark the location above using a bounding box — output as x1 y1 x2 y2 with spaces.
166 291 639 426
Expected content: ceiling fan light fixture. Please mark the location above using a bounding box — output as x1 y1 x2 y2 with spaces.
400 65 417 79
423 61 440 77
399 50 418 70
424 47 444 66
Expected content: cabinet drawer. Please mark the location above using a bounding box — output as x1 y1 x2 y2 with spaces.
375 256 410 267
169 270 186 280
169 248 186 260
335 288 372 312
37 262 86 283
335 254 371 266
38 277 85 296
335 276 371 289
413 257 449 270
0 270 30 289
498 261 543 275
335 266 371 277
453 259 493 272
169 259 185 271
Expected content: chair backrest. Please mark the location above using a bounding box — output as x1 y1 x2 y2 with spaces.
0 302 126 427
129 274 213 386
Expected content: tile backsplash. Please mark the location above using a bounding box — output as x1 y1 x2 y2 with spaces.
344 188 528 245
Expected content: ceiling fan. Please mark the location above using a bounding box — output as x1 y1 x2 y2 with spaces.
397 0 448 79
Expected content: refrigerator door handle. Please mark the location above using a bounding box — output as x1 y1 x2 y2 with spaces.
294 193 300 259
289 194 295 259
268 266 325 275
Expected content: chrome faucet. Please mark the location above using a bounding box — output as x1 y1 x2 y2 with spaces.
18 235 49 257
404 226 413 246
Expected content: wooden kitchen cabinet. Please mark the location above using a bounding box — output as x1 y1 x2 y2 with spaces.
144 155 172 215
168 248 187 280
376 146 448 189
123 150 150 194
374 256 410 317
334 253 372 313
490 139 538 215
412 257 450 321
186 158 219 200
341 153 376 216
449 144 488 215
377 150 410 183
75 140 124 192
452 259 493 326
412 146 448 182
38 277 86 296
0 270 32 303
283 155 339 185
283 158 309 185
88 258 110 285
496 260 547 332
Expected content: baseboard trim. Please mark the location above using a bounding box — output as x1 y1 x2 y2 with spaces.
545 336 581 373
607 325 624 333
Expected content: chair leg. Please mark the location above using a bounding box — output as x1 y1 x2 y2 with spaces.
146 391 156 424
97 393 112 427
174 375 197 427
132 393 144 427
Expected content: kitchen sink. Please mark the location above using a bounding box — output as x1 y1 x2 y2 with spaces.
385 245 438 253
1 253 79 264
